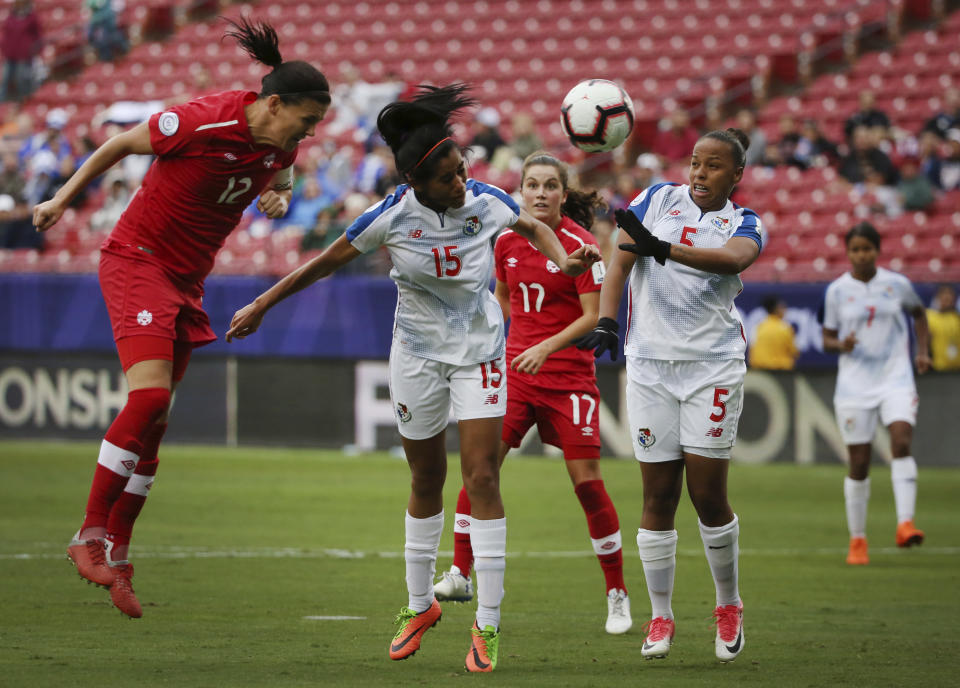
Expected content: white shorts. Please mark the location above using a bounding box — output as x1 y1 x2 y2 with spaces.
835 388 918 445
389 347 507 440
625 357 746 463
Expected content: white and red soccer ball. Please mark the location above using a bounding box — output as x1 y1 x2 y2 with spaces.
560 79 635 153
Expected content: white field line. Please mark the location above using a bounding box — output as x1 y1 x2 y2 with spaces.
3 546 960 561
302 616 367 621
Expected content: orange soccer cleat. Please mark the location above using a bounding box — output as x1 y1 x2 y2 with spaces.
66 537 114 588
109 564 143 618
465 622 500 673
389 599 441 660
846 536 869 565
896 520 925 548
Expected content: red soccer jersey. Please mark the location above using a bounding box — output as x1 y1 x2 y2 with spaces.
494 216 605 388
106 90 296 283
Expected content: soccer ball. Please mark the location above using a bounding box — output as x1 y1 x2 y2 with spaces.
560 79 635 153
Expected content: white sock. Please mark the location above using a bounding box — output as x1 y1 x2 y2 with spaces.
844 477 870 538
698 515 741 608
471 517 506 630
404 511 444 613
890 457 918 524
636 528 677 620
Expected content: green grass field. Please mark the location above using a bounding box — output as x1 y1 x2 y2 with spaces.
2 440 958 687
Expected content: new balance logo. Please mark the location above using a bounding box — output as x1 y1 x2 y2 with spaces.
408 229 423 238
705 427 724 438
485 393 499 404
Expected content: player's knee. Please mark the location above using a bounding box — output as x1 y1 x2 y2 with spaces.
126 387 172 425
642 493 680 519
463 469 499 500
890 438 912 458
688 488 728 523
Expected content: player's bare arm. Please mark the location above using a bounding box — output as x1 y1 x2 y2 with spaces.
33 122 154 232
511 209 600 277
822 327 857 354
226 234 361 341
257 166 294 219
666 235 759 274
513 291 600 375
597 230 635 321
910 305 931 373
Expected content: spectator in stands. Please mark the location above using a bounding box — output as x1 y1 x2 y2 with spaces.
89 171 131 233
859 165 903 218
85 0 128 62
299 205 343 252
609 171 638 211
634 152 664 190
735 109 766 167
0 147 36 248
918 130 943 189
838 125 897 186
19 108 72 170
652 107 699 163
927 284 960 372
922 87 960 140
508 112 542 162
795 119 839 167
280 177 336 234
470 106 508 163
843 90 890 141
1 0 42 102
897 155 935 212
775 115 807 169
940 129 960 191
748 296 798 371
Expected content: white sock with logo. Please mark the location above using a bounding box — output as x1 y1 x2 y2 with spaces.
844 477 870 538
890 457 918 524
636 528 677 620
471 517 506 630
698 515 741 607
404 511 444 613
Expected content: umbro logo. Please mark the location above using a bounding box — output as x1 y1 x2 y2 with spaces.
506 257 518 267
600 541 616 551
121 460 136 471
456 518 470 529
224 152 237 161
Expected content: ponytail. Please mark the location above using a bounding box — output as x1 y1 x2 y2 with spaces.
377 83 477 182
223 17 331 105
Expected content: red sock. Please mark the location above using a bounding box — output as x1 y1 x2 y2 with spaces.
106 422 167 562
574 479 626 593
452 486 474 576
80 388 170 536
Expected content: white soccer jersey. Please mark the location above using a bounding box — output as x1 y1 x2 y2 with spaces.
823 267 922 407
622 183 763 360
346 179 520 365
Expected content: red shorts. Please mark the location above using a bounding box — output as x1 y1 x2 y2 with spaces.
502 372 601 459
99 246 216 351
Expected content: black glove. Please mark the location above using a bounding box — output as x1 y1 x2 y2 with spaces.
615 208 671 265
573 317 620 361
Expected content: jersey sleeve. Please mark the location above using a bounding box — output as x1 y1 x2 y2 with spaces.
148 99 218 157
732 208 763 250
897 275 923 310
822 281 840 330
469 180 521 228
344 199 392 253
626 182 674 227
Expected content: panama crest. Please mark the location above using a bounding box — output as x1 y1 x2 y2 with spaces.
463 215 482 236
637 427 656 448
396 403 412 423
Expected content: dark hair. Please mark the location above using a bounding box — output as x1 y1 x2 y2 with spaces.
701 127 751 168
377 83 477 182
845 221 881 249
762 295 783 314
521 151 606 230
223 17 330 106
